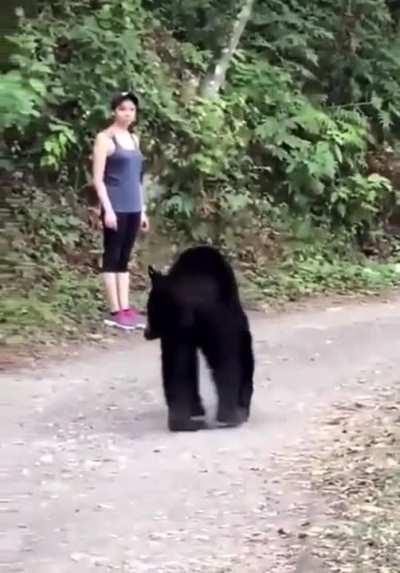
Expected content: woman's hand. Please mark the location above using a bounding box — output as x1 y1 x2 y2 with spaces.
104 209 118 230
141 212 150 232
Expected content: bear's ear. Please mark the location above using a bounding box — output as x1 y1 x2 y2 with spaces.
148 265 161 283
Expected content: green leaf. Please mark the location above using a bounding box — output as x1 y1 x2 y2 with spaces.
28 78 47 95
371 93 383 110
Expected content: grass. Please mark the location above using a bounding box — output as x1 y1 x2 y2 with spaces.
2 243 399 348
238 238 400 306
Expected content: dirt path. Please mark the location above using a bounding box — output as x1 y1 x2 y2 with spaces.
2 296 400 572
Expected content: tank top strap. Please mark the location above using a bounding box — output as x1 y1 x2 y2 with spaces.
111 134 119 147
130 133 139 150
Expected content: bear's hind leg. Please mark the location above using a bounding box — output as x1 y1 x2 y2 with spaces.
201 320 243 428
189 349 206 418
238 328 254 422
213 360 243 427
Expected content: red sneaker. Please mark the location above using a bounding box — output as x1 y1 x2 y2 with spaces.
104 310 135 330
123 307 146 329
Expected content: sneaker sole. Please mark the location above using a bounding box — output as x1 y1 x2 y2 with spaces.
124 316 146 330
103 318 136 331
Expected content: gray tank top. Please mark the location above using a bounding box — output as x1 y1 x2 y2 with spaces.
104 135 143 213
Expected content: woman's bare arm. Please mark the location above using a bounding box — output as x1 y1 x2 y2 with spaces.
92 133 113 214
92 133 117 229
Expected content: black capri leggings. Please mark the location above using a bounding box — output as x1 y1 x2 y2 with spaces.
101 211 141 273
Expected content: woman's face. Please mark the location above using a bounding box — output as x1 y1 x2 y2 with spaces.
114 99 137 126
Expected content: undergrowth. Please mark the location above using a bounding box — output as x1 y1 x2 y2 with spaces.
240 243 400 303
1 185 399 346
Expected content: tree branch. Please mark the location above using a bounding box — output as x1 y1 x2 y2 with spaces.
199 0 255 99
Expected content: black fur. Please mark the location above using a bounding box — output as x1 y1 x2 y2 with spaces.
144 246 255 432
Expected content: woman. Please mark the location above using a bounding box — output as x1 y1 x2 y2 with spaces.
92 91 149 330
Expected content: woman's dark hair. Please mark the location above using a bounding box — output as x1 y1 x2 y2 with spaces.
110 91 139 111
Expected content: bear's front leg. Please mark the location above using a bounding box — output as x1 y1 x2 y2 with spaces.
168 412 204 432
161 337 206 432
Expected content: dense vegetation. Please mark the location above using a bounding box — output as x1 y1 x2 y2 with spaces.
1 0 400 342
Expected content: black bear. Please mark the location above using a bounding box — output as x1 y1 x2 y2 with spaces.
144 245 254 432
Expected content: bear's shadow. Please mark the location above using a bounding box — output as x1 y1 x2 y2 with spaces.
39 356 241 440
122 361 224 437
38 354 256 440
118 354 253 438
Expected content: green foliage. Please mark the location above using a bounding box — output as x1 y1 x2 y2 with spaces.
5 0 184 177
244 237 400 302
41 121 77 169
5 0 400 235
1 178 104 340
2 0 400 342
0 296 61 334
10 185 88 267
144 0 239 54
331 173 397 228
0 70 44 130
230 53 399 231
0 271 103 342
247 0 400 133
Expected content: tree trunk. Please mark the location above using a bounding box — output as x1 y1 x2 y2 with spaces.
199 0 255 99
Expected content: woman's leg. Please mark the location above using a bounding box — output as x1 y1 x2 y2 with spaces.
116 272 130 310
116 212 141 311
102 213 126 320
103 273 120 313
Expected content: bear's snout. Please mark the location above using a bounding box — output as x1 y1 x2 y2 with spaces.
144 326 157 340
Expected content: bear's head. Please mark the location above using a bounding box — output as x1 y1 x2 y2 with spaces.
144 265 191 340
